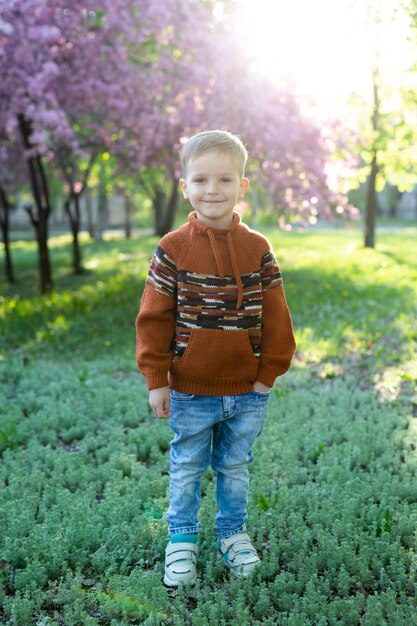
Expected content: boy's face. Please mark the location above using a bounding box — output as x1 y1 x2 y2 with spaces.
180 150 249 228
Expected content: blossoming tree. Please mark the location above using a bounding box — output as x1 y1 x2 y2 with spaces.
0 0 357 291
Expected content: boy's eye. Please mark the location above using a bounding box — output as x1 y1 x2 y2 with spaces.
221 178 232 183
193 178 205 183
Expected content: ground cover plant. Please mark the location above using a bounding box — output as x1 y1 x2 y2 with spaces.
1 225 417 625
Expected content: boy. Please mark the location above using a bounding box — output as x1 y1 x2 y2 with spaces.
136 130 296 586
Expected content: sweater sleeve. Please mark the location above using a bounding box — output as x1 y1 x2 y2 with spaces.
256 250 296 387
135 245 177 390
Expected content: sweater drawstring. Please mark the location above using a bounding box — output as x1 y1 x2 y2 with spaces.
207 229 225 279
206 228 243 310
227 231 244 310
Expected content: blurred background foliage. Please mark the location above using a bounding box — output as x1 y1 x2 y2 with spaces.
1 0 417 292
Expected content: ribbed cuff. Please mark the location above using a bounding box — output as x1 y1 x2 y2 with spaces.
147 371 169 390
255 364 277 388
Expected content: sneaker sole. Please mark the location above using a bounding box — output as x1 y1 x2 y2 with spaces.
163 572 197 587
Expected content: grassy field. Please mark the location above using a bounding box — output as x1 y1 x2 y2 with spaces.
1 225 417 625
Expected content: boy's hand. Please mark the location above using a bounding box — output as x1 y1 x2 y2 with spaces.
149 386 172 419
253 380 271 393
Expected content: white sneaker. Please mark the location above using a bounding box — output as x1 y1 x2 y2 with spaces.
217 533 260 577
163 541 198 587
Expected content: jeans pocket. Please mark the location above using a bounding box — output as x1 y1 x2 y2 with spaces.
170 390 196 401
251 389 271 397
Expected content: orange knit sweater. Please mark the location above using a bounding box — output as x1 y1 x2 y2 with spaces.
136 211 296 395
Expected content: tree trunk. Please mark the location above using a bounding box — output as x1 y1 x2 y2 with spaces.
153 177 179 236
18 114 53 293
364 68 380 250
64 195 83 274
28 204 53 293
60 155 96 264
365 153 378 249
38 220 52 289
27 211 53 293
72 194 83 273
85 188 95 239
153 187 165 235
161 177 179 235
0 184 15 283
124 194 132 239
96 177 108 241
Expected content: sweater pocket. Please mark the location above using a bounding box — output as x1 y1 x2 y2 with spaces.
171 328 258 383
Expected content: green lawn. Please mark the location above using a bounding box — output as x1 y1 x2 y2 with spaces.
1 226 417 625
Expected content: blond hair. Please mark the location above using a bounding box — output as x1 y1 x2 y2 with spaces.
180 130 248 177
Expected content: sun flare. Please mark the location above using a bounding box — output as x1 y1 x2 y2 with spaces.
227 0 413 115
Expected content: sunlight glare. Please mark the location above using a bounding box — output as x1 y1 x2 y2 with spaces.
233 0 413 115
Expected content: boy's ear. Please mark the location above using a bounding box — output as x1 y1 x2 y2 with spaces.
179 178 189 198
239 177 249 198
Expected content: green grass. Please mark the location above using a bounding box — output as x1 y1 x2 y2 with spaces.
1 227 417 625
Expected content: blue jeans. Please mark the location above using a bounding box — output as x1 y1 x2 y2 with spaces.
166 390 270 538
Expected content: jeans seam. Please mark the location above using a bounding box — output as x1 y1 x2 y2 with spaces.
217 524 246 539
169 524 201 535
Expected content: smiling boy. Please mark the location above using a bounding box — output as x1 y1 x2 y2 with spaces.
180 148 249 229
136 130 296 586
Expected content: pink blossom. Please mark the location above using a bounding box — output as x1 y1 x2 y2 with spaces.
0 0 356 228
27 25 60 43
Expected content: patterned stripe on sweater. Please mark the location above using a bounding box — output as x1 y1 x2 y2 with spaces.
261 251 282 290
146 246 177 296
147 246 282 358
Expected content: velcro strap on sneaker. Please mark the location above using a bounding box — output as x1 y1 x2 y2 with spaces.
165 542 198 567
219 533 258 563
220 533 253 552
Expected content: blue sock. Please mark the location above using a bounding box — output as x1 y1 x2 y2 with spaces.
170 533 198 544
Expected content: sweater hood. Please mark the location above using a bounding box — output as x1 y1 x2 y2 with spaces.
187 211 244 309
